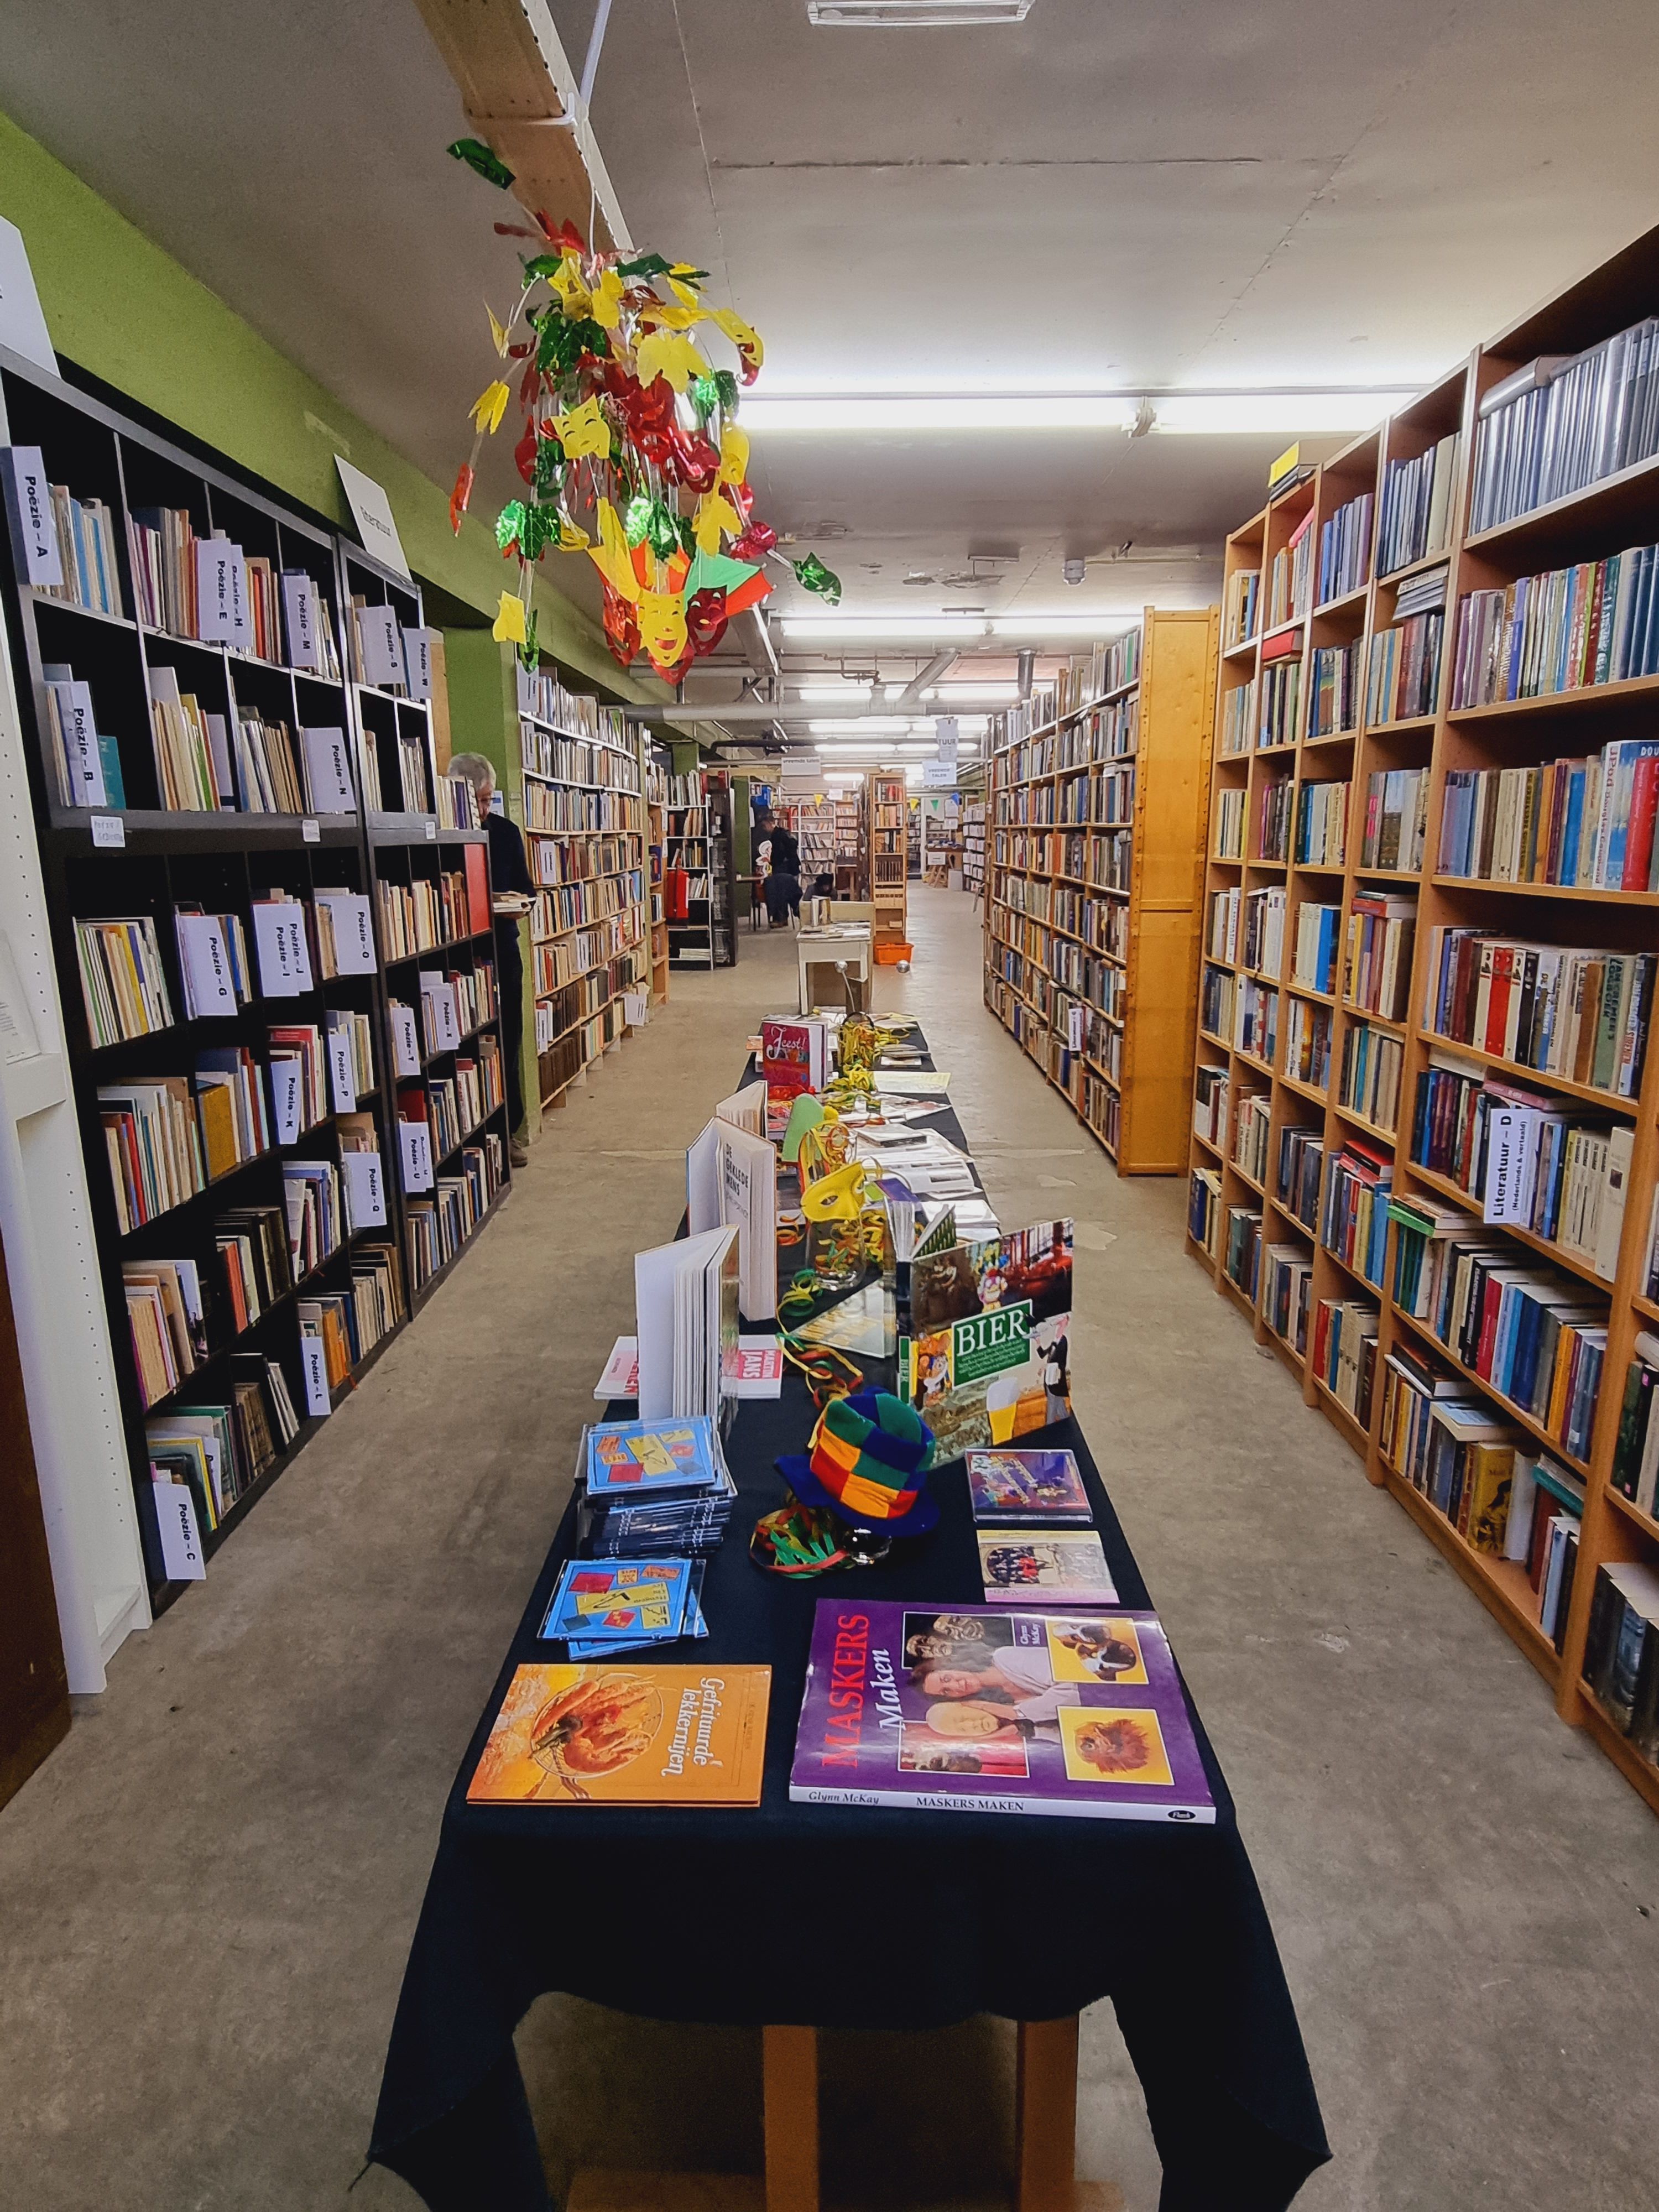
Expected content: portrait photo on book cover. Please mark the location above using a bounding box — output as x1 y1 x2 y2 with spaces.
899 1609 1149 1748
903 1220 1074 1460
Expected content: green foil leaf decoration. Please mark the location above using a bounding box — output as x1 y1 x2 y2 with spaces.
532 436 565 500
520 503 563 560
447 138 515 190
518 609 541 671
645 498 682 562
792 554 842 606
623 493 655 547
714 370 739 412
691 375 721 421
495 500 528 554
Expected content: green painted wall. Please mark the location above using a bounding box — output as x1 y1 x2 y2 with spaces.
0 107 707 723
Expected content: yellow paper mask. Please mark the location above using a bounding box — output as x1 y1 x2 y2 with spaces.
800 1161 868 1221
637 589 687 666
556 397 610 459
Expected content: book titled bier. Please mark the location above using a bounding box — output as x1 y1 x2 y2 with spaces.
789 1600 1214 1824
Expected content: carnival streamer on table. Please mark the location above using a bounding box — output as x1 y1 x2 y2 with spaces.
445 136 842 678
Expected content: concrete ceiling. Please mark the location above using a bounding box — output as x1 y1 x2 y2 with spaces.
3 0 1658 745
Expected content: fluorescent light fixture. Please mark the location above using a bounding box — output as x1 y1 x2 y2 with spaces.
794 682 873 700
782 614 1140 641
742 386 1416 436
807 0 1034 23
805 717 922 734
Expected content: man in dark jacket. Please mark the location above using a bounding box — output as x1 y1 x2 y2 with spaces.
755 808 801 926
449 753 535 1167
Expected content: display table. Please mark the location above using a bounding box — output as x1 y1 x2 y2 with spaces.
369 1048 1329 2212
796 925 873 1016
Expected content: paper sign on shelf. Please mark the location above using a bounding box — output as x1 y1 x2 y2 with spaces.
151 1477 206 1582
327 1029 357 1112
0 446 62 585
313 890 376 975
299 1337 332 1418
302 818 320 844
390 1004 421 1078
301 727 355 813
176 913 237 1016
0 217 58 377
357 604 405 690
335 456 410 580
341 1149 387 1229
89 814 124 849
399 1118 434 1192
270 1059 303 1145
250 900 314 997
401 627 434 701
282 571 320 670
196 539 243 644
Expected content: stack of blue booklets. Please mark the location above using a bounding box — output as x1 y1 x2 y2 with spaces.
539 1555 708 1658
576 1416 737 1558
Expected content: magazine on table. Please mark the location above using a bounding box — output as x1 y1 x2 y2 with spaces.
790 1601 1213 1823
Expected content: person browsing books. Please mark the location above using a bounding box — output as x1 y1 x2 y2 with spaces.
754 808 801 927
448 753 535 1169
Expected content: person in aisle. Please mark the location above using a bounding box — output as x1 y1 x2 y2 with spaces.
448 753 535 1169
754 808 802 927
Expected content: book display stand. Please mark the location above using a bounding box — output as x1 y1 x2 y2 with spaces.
984 608 1219 1173
1187 223 1659 1815
0 345 492 1607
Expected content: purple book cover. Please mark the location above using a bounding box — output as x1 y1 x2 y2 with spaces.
789 1600 1215 1824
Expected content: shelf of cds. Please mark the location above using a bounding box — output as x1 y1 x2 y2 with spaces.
0 343 425 1608
982 610 1219 1173
1186 222 1659 1814
515 661 650 1109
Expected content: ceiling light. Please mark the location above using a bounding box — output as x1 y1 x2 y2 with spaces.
742 386 1417 436
794 682 873 700
784 613 1145 642
808 0 1034 22
806 718 919 734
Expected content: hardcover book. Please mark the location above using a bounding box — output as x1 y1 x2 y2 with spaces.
789 1603 1213 1823
898 1219 1074 1462
469 1662 771 1806
977 1530 1117 1604
966 1448 1093 1524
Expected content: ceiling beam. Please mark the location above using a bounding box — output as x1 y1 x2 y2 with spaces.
413 0 632 251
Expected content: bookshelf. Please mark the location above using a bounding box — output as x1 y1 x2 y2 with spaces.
1186 221 1659 1815
646 755 671 1004
664 768 738 969
866 771 909 947
790 793 838 886
0 348 419 1610
515 664 650 1108
983 609 1220 1173
961 795 986 902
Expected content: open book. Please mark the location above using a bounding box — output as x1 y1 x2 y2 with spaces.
686 1082 776 1322
634 1223 739 1423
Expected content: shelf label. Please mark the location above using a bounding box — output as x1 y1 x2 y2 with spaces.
424 818 437 840
390 1003 420 1078
341 1147 387 1228
90 813 124 849
399 1118 433 1192
1 446 62 584
151 1477 206 1581
270 1059 303 1145
302 817 321 843
327 1027 357 1112
299 1337 332 1417
336 456 411 581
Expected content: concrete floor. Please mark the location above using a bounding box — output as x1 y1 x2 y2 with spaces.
2 884 1656 2212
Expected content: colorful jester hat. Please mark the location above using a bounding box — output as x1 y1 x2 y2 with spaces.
446 137 842 677
778 1390 937 1535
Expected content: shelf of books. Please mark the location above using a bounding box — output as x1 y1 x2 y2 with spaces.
663 767 737 969
961 794 986 901
789 793 838 887
515 662 650 1109
0 346 416 1608
983 611 1220 1173
646 756 671 1004
1186 221 1659 1813
865 771 909 947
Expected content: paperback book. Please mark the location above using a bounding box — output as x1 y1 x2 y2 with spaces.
789 1603 1213 1823
539 1556 696 1646
966 1448 1093 1524
898 1219 1074 1461
977 1530 1117 1604
469 1662 771 1806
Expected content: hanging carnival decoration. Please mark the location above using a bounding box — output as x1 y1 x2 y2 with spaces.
445 137 842 676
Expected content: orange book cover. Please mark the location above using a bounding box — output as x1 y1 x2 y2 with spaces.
467 1663 771 1807
464 844 489 936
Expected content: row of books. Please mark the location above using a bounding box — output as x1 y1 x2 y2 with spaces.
1295 778 1347 867
531 869 646 935
1344 890 1415 1022
147 1361 299 1537
1290 900 1338 994
123 502 346 677
1311 1295 1380 1425
1286 996 1332 1089
1224 1205 1262 1297
298 1244 405 1392
1188 1165 1222 1255
1406 1065 1634 1279
1254 776 1293 863
1358 766 1428 874
39 479 123 617
1212 785 1246 860
1469 319 1659 536
1232 1090 1270 1184
1275 1123 1324 1230
1438 741 1659 893
1321 1139 1394 1288
375 867 479 962
1450 542 1659 709
1338 1020 1404 1134
1610 1334 1659 1521
1424 928 1653 1100
519 720 644 793
1258 655 1301 750
1224 567 1261 649
1264 1242 1314 1357
1581 1558 1659 1767
1366 583 1446 726
1390 1218 1606 1462
1192 1065 1229 1150
404 1134 504 1291
1317 490 1373 604
525 833 643 888
532 911 640 993
1307 638 1363 738
1268 510 1313 629
1377 435 1460 576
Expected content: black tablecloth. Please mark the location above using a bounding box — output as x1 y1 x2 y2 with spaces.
369 1051 1331 2211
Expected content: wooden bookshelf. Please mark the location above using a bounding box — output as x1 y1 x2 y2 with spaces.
983 608 1219 1173
647 759 671 1004
865 771 909 947
1186 222 1659 1817
0 348 420 1610
663 768 737 970
961 795 986 903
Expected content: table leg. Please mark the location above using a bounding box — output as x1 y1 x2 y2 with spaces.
1016 2017 1080 2212
762 2025 819 2212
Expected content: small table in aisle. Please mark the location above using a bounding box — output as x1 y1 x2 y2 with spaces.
796 924 872 1017
369 1038 1329 2212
